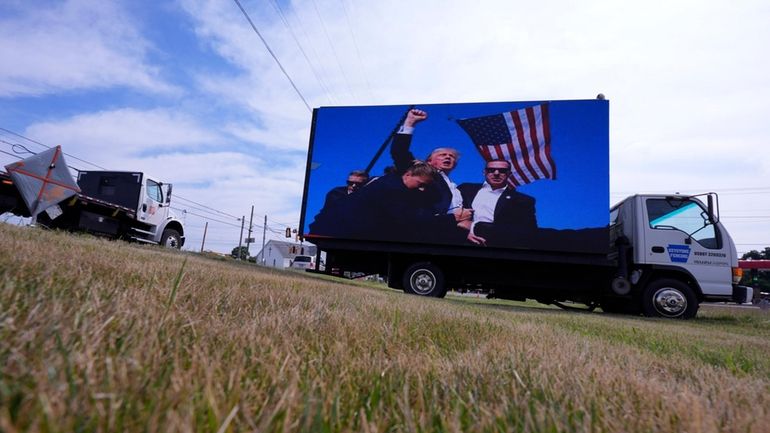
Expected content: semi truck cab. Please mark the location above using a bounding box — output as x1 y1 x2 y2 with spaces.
76 171 185 248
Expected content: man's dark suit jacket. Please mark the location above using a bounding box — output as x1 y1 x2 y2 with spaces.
391 133 453 216
321 186 347 210
458 183 538 230
309 173 445 242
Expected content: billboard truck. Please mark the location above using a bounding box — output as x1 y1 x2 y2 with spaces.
298 98 751 319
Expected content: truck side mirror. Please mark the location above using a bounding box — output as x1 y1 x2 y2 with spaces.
707 194 718 224
166 184 173 204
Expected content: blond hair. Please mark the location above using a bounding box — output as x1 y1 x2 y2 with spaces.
405 160 437 177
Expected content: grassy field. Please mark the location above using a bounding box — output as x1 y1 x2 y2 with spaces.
1 223 769 432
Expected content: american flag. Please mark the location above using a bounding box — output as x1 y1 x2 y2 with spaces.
456 103 555 187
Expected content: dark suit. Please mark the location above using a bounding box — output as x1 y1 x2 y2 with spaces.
309 174 450 242
458 183 538 246
317 186 347 215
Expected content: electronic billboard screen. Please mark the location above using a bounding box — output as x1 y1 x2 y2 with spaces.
301 99 609 254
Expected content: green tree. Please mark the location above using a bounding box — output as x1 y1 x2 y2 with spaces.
741 247 770 260
231 246 250 260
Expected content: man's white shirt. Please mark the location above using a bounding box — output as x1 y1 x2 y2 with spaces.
471 182 505 234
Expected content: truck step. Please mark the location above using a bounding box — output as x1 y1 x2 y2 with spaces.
130 227 156 236
130 236 158 245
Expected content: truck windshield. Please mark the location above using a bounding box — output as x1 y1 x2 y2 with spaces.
294 256 312 262
646 198 720 249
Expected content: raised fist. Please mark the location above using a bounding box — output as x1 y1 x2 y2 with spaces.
404 109 428 128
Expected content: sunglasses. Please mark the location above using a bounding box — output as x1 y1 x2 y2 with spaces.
346 180 364 186
484 167 511 174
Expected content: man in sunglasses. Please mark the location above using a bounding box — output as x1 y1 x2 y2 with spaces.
391 108 473 236
458 159 538 246
321 170 369 209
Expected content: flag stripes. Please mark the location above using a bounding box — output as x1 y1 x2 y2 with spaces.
457 103 555 187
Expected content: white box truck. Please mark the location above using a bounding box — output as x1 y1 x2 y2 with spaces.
298 98 751 319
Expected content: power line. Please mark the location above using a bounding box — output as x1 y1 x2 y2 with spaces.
0 148 23 161
269 0 337 105
171 207 243 229
612 187 770 196
174 195 241 220
232 0 312 112
0 138 89 174
173 201 241 222
0 127 108 170
268 216 299 227
339 0 374 100
309 0 358 102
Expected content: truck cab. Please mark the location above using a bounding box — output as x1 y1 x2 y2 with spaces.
76 171 185 248
611 193 748 317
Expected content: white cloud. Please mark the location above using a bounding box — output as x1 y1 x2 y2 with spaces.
25 109 221 163
0 0 177 97
4 0 769 253
193 0 768 252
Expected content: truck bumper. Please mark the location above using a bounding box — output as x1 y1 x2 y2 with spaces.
732 285 754 304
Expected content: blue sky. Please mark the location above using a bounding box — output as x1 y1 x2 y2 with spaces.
1 0 768 254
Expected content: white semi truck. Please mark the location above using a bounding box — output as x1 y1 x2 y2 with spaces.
1 147 185 248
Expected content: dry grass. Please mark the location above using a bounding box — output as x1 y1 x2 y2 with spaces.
1 223 769 432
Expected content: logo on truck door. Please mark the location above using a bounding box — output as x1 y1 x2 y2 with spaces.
667 244 691 263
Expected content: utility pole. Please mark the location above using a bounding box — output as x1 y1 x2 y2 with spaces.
261 214 267 265
200 221 208 253
237 215 245 260
245 205 254 260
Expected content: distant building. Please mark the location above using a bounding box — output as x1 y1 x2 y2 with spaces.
254 240 317 269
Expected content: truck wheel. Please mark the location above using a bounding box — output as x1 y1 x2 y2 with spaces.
402 262 447 298
160 228 182 249
641 278 698 319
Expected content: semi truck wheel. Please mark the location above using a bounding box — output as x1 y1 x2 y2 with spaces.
641 278 698 319
402 262 447 298
160 228 182 249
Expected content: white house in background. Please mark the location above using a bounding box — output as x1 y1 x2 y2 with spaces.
254 240 317 269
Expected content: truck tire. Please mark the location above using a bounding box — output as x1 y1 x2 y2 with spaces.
160 228 182 249
641 278 698 319
402 262 447 298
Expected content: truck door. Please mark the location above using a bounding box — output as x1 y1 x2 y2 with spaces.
642 197 732 296
138 179 167 230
